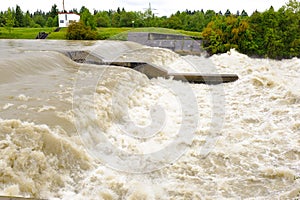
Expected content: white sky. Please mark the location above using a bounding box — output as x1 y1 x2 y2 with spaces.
0 0 289 16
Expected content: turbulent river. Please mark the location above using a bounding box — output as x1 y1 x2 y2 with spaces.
0 39 299 199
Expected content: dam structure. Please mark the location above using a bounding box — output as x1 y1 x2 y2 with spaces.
127 32 203 55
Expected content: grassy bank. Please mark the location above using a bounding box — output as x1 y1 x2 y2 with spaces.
0 27 202 40
0 27 67 39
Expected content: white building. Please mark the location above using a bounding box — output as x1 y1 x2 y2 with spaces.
58 12 80 27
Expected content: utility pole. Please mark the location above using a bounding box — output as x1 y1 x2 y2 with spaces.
63 0 65 12
144 2 158 18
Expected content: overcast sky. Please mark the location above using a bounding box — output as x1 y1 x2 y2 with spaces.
0 0 289 16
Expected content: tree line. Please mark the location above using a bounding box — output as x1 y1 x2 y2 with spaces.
0 0 299 59
202 0 300 59
0 5 60 28
0 4 243 31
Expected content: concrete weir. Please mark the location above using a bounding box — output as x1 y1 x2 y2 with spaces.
127 32 203 55
106 61 239 84
61 49 239 84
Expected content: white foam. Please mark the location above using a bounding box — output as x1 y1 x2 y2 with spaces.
0 42 299 199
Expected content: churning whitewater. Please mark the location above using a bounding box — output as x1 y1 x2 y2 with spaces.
0 40 299 199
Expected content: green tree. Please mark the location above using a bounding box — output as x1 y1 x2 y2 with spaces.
23 11 34 27
182 10 206 31
0 11 5 26
119 11 136 27
225 9 231 17
33 15 45 27
174 11 190 30
286 0 300 12
49 4 58 18
95 11 111 27
80 6 88 14
15 5 24 27
279 1 300 57
4 8 14 33
131 11 145 27
241 10 248 17
46 17 54 27
111 12 121 27
245 2 300 58
202 15 254 55
249 7 283 58
80 7 96 30
52 15 58 27
32 10 46 27
163 14 182 29
204 10 216 26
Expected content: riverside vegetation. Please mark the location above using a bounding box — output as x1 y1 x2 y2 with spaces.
0 0 299 59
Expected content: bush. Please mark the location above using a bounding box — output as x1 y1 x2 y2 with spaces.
33 24 41 28
66 21 97 40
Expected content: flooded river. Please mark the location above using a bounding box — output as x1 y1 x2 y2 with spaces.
0 39 299 199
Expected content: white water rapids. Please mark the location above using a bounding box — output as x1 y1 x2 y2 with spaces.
0 40 299 199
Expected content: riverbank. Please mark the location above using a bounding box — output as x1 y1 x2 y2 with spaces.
0 27 202 40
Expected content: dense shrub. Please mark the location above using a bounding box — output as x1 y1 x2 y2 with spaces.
66 21 97 40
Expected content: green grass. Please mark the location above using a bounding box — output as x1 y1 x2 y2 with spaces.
130 27 202 36
97 27 203 40
0 27 68 39
177 30 203 39
96 27 132 40
47 28 67 39
0 27 202 40
0 27 55 39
